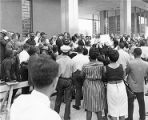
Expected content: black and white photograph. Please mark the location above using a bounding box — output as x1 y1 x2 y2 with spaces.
0 0 148 120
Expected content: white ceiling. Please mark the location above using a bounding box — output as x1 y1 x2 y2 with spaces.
78 0 148 18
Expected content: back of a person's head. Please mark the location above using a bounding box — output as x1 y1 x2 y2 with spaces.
0 32 6 38
119 42 125 49
5 50 13 58
30 54 59 89
78 40 84 46
133 47 142 56
113 39 118 47
83 47 88 55
28 46 38 55
108 49 119 62
120 38 124 43
52 45 58 53
89 47 99 60
76 46 83 53
140 40 145 46
23 43 29 50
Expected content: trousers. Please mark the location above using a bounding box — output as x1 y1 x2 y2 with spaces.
127 92 145 120
72 70 84 107
54 78 72 120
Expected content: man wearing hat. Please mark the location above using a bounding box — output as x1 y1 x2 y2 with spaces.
54 45 76 120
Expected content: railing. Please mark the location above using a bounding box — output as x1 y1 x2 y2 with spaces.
0 81 29 120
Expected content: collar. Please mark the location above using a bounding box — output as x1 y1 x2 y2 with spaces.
118 48 124 51
61 55 70 59
135 57 141 60
31 90 50 107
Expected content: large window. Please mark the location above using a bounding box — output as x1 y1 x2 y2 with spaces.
79 19 93 36
132 7 148 35
108 9 120 35
22 0 33 37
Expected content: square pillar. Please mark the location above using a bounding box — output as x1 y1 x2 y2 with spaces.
92 14 96 35
100 10 108 34
61 0 78 35
120 0 131 35
0 0 2 30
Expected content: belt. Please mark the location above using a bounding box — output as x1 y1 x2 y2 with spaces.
108 80 122 84
59 77 71 80
87 78 101 81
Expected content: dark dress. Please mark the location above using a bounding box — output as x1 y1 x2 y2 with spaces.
105 64 128 117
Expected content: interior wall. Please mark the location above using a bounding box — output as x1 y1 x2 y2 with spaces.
0 0 22 33
33 0 61 37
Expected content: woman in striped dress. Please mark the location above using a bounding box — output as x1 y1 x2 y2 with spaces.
81 47 105 120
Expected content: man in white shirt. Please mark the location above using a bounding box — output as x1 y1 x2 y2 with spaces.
34 31 41 46
18 44 30 94
117 42 130 70
18 44 30 64
10 54 61 120
72 46 89 110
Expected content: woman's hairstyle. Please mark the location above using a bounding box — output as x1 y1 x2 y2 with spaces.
83 47 88 55
108 49 119 62
89 47 99 60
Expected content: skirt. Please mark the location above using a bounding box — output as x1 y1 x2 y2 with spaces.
107 81 128 117
83 79 105 112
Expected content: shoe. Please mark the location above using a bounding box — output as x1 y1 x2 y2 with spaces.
64 117 70 120
72 105 80 110
102 116 108 120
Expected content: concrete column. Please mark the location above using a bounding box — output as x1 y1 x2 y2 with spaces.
100 11 104 34
0 0 2 30
97 14 100 34
100 10 108 34
145 11 148 38
0 0 22 33
115 9 118 34
61 0 78 35
92 14 95 35
134 7 137 35
120 0 131 34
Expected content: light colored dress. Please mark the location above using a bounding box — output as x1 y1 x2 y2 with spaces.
106 65 128 117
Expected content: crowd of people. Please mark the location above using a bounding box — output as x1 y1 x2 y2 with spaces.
0 29 148 120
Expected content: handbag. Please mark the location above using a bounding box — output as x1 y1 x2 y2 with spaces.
123 80 136 98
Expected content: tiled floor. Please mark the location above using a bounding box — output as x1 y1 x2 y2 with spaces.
50 95 148 120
